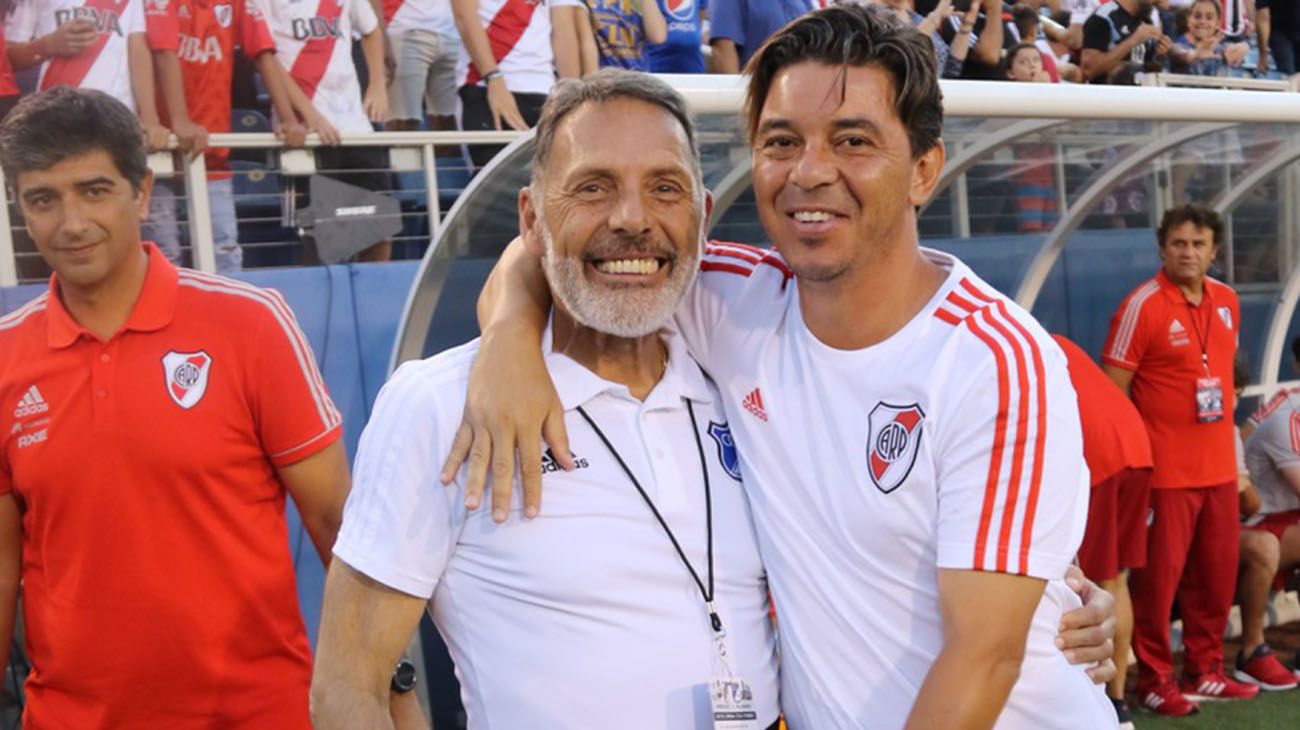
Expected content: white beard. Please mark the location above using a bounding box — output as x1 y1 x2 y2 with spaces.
538 218 702 339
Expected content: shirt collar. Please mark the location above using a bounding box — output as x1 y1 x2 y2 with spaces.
1156 267 1213 307
543 316 715 412
46 242 179 348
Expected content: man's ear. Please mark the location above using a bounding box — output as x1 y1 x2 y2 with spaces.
909 139 945 208
519 185 544 256
135 168 155 221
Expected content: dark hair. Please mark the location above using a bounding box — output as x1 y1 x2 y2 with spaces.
1157 204 1224 248
1002 42 1043 78
744 4 944 159
1010 4 1039 39
0 87 148 193
1233 353 1248 391
532 68 699 184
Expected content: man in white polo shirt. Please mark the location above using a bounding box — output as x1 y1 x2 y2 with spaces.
310 70 779 729
462 7 1118 729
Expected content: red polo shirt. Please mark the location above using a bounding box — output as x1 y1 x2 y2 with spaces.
1053 334 1153 485
1102 268 1239 489
0 244 341 729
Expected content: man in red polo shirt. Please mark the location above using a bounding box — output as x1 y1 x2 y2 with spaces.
1102 204 1255 717
0 87 352 728
1055 333 1153 729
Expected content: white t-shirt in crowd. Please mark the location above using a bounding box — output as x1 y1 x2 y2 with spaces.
384 0 455 36
454 0 581 95
5 0 145 111
262 0 378 133
673 242 1115 730
1245 402 1300 516
335 326 780 730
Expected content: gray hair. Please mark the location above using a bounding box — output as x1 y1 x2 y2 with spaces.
531 69 702 186
0 87 149 193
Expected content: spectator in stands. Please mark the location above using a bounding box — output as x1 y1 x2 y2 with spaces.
0 4 18 119
452 0 581 166
647 0 708 72
1217 0 1253 42
709 0 815 72
938 0 1014 79
1082 0 1171 83
1064 0 1102 49
1172 0 1250 74
0 86 429 730
1258 0 1299 75
863 0 974 79
1039 8 1083 81
1055 334 1154 730
577 0 668 71
1102 205 1256 717
1002 43 1060 233
5 0 165 145
1008 9 1063 78
1237 351 1300 692
142 0 306 274
263 0 393 261
382 0 460 135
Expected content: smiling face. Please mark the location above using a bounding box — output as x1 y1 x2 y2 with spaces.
520 97 708 338
1187 0 1221 41
1159 221 1218 287
16 149 151 293
750 62 944 283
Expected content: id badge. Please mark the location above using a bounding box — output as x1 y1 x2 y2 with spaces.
1196 376 1224 423
709 675 759 729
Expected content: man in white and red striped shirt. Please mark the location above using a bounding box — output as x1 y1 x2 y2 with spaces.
4 0 167 145
464 10 1119 729
382 0 459 131
451 0 581 165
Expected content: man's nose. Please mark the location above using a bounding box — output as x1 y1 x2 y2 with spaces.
790 140 837 191
609 190 651 237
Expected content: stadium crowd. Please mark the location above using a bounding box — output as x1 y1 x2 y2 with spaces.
0 0 1291 271
0 1 1297 729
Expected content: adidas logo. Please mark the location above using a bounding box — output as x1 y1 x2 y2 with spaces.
1170 319 1186 334
14 385 48 419
742 388 768 422
541 448 589 474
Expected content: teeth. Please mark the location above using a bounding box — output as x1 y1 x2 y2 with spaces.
596 258 662 275
793 211 833 223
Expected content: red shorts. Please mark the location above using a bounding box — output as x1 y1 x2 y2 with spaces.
1241 509 1300 542
1078 466 1154 580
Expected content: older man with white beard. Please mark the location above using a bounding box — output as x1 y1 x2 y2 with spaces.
309 70 780 730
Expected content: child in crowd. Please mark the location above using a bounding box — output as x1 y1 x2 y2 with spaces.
1174 0 1250 75
1002 42 1058 233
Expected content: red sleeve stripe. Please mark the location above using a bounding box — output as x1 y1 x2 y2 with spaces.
961 279 1049 573
700 261 754 277
707 240 766 257
946 289 1017 573
1107 280 1159 363
705 241 764 264
1252 389 1292 426
1290 411 1300 454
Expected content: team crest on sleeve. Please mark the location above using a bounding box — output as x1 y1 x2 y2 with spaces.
162 351 213 409
708 421 742 481
866 402 925 494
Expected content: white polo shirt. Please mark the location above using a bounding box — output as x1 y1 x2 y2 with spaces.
676 243 1114 730
335 326 779 730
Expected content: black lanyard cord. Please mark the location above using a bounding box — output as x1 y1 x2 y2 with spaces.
575 399 722 634
1184 294 1214 372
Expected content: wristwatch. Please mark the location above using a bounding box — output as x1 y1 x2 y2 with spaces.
391 659 418 693
482 69 504 84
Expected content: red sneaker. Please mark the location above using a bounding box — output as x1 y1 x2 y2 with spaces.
1234 645 1299 691
1140 680 1200 717
1180 669 1262 701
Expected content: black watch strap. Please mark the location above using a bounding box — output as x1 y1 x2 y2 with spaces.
391 659 417 693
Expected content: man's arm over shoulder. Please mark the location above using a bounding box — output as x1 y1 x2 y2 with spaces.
675 241 786 370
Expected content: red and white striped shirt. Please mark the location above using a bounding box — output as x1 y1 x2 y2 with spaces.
5 0 146 111
454 0 581 95
262 0 378 133
674 243 1110 730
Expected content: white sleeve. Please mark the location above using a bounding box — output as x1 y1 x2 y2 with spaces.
123 0 145 35
935 337 1087 581
333 361 465 599
1258 411 1300 471
5 0 37 43
675 242 785 373
350 0 379 36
